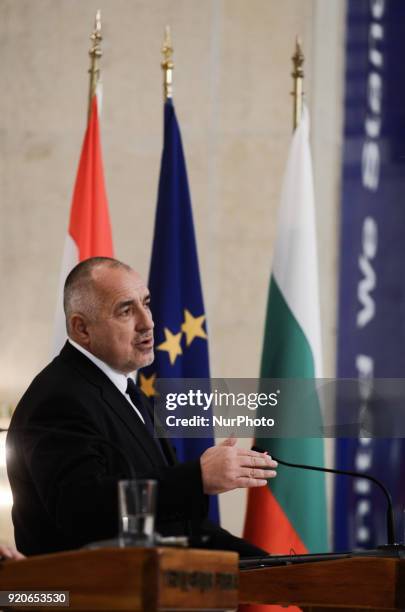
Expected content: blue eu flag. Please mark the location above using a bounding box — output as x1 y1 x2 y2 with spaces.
140 99 219 523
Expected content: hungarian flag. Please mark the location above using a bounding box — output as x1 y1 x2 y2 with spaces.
243 106 327 611
52 95 114 354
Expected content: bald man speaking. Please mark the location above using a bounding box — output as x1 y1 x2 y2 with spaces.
7 257 277 556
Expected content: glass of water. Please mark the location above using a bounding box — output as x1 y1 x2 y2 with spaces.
118 479 157 546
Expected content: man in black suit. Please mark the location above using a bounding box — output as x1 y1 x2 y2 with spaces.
7 257 277 556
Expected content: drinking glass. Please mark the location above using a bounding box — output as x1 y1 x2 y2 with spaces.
118 479 157 546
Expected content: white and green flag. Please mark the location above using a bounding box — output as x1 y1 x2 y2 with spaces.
244 106 327 559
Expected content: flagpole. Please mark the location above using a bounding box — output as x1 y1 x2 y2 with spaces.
291 37 304 131
88 9 102 123
161 25 174 101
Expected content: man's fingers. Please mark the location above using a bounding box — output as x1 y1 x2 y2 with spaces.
13 549 25 560
240 467 273 480
0 545 24 560
0 547 12 559
237 448 267 456
237 448 276 460
201 440 277 495
237 453 278 468
237 477 268 488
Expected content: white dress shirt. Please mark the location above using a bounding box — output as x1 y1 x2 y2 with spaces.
68 338 145 424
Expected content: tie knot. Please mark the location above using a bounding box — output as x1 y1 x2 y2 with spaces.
126 377 136 393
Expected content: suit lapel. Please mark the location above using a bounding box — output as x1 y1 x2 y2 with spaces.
59 342 166 467
159 437 177 466
99 384 167 467
149 396 177 465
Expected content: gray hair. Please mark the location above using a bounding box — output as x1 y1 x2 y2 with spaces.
63 257 131 334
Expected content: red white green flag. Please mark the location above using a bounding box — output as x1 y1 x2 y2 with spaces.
52 95 113 354
243 106 327 611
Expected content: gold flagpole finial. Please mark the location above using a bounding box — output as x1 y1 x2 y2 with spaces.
88 9 103 122
161 25 174 101
291 36 304 131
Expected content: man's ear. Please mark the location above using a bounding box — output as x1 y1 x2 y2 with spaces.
69 314 91 347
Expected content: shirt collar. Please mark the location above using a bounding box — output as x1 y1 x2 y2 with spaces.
68 338 136 394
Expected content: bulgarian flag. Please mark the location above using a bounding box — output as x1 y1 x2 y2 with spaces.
243 106 327 611
52 95 113 354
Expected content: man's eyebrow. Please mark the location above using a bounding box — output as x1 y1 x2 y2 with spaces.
115 293 150 309
116 299 135 310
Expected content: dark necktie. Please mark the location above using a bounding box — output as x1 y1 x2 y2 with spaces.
125 378 168 464
125 378 155 437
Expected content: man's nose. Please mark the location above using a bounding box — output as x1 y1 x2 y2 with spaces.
135 305 154 331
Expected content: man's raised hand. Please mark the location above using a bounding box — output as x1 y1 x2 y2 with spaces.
200 437 277 495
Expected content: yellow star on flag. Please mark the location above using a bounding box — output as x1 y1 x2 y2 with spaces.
181 309 208 346
139 373 158 398
157 328 183 365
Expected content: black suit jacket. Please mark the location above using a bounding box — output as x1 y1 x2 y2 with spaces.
7 342 265 557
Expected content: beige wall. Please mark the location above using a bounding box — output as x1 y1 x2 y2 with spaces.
0 0 345 544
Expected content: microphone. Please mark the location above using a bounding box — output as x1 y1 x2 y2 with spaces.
252 445 403 552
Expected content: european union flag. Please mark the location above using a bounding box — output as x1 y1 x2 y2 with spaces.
140 99 219 523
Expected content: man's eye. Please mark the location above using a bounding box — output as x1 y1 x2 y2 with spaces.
120 308 131 316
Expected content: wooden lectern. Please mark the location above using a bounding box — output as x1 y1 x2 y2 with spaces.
2 548 405 611
0 547 238 611
239 555 405 610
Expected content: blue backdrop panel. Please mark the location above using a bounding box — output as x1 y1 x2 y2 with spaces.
335 0 405 550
